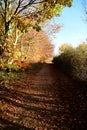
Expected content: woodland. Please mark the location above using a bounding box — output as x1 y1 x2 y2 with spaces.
0 0 72 87
0 0 87 130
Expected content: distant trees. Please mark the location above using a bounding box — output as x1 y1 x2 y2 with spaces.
59 43 73 53
18 29 54 63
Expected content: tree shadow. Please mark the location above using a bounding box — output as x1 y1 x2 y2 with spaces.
0 63 87 129
0 86 59 129
0 117 33 130
53 67 87 130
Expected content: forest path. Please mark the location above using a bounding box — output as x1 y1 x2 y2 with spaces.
0 64 87 130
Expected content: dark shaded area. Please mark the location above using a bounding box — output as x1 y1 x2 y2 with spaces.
0 118 33 130
0 63 87 129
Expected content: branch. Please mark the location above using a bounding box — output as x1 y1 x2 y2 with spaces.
17 0 44 14
0 12 4 18
14 0 22 14
17 0 35 14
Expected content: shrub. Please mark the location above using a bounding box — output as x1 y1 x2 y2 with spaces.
0 69 20 88
5 64 20 72
0 62 20 88
53 43 87 82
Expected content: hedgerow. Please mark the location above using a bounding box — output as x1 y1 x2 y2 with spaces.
53 43 87 82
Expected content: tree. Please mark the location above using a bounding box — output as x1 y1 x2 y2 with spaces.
0 0 73 34
59 43 73 53
0 0 73 64
18 29 54 63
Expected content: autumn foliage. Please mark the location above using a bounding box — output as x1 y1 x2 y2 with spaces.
53 43 87 82
18 29 54 64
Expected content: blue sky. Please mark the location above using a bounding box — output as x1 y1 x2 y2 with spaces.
48 0 87 55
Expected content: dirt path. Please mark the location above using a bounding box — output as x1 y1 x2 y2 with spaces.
0 64 87 130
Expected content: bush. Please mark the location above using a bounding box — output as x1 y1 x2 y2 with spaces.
0 70 20 88
0 63 20 88
5 64 20 72
53 43 87 82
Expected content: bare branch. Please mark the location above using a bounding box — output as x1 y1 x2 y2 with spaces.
17 0 44 15
14 0 21 14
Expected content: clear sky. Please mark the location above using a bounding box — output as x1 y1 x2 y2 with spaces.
48 0 87 55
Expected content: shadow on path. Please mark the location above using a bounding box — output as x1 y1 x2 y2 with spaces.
0 63 87 130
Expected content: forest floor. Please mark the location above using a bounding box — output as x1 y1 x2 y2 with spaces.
0 63 87 130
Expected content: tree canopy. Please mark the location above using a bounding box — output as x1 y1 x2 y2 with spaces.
0 0 73 65
0 0 73 34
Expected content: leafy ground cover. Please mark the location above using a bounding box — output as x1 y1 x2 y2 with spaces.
0 64 87 130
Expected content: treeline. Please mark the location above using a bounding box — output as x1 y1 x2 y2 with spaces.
0 29 54 71
53 43 87 82
0 27 54 88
